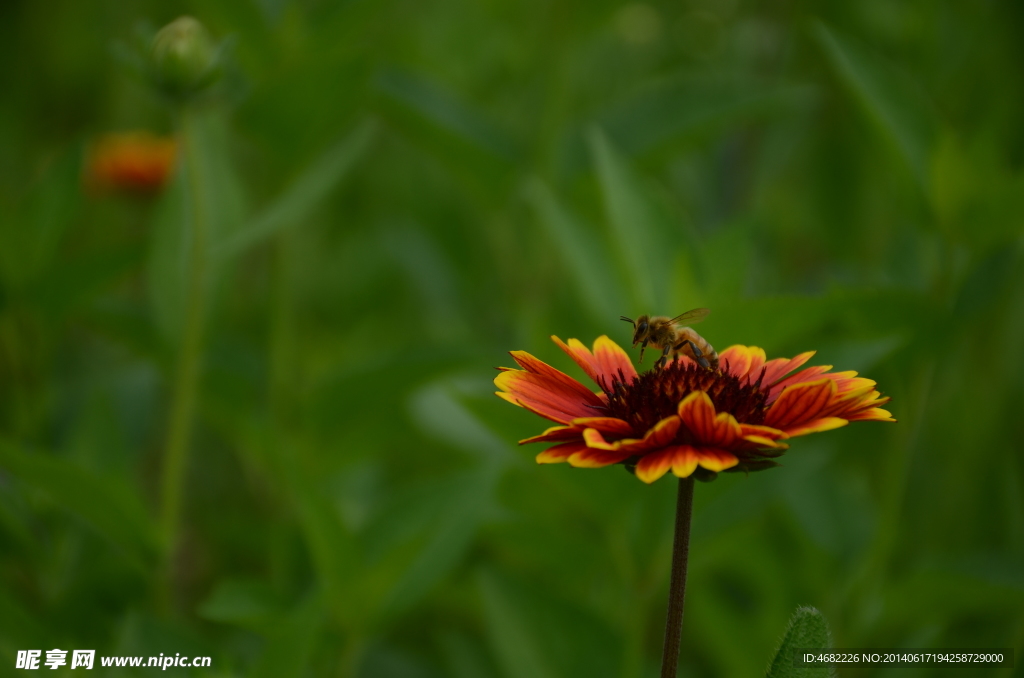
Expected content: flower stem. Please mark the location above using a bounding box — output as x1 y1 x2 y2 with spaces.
158 106 209 612
659 476 694 678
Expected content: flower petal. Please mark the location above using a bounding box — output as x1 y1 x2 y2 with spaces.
821 387 892 420
552 335 636 392
552 336 600 384
519 425 583 445
745 347 767 383
570 417 635 436
677 391 741 447
831 372 867 391
767 365 834 402
510 350 606 403
677 390 714 436
719 345 765 381
636 448 675 484
764 378 838 429
761 351 816 386
670 445 700 478
568 447 632 468
494 370 604 424
537 441 587 464
830 381 877 403
636 444 738 477
592 335 638 387
695 448 739 472
519 399 587 425
640 415 682 448
495 391 520 406
847 407 896 422
739 423 789 441
582 427 635 450
741 436 790 450
784 417 848 437
719 345 751 377
582 416 679 453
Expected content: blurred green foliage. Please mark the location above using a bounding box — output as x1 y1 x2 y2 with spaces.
2 1 1024 677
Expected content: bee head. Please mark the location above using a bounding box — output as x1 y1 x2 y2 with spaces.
620 314 651 346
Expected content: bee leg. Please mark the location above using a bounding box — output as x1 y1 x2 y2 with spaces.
638 339 649 363
674 339 710 369
656 345 671 370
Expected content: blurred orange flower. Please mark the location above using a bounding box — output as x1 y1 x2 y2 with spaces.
85 132 177 194
496 336 894 484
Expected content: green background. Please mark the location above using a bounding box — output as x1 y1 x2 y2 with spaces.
1 1 1023 676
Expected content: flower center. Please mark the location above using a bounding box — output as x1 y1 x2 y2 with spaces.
604 359 768 432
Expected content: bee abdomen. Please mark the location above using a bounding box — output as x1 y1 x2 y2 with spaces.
674 328 718 370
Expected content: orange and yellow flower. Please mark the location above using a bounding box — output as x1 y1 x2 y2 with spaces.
85 132 177 194
495 336 894 484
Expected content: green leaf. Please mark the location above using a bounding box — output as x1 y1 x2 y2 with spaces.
216 119 377 259
765 606 834 678
587 127 667 311
0 439 158 564
813 21 939 190
524 178 625 322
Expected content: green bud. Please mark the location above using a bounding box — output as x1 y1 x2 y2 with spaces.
150 16 220 99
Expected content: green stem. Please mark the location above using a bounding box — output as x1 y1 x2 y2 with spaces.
158 106 210 611
659 476 694 678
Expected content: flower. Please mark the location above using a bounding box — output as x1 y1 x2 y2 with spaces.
84 132 177 194
495 336 894 484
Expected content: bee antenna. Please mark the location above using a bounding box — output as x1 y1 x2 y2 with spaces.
620 316 635 326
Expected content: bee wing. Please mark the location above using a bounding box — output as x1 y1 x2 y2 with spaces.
669 308 710 325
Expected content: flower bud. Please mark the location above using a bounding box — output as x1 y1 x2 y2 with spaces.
150 17 220 99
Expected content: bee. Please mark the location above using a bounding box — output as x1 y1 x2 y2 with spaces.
620 308 719 370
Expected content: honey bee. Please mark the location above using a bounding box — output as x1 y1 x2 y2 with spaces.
620 308 719 370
